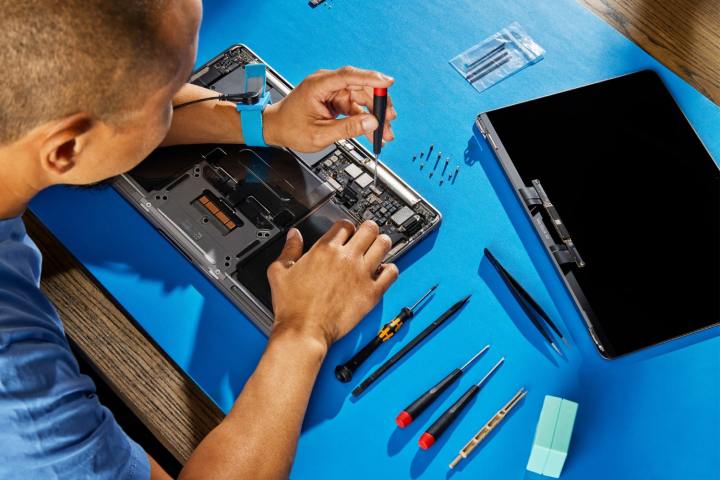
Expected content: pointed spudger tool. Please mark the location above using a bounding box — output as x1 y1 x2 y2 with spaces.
352 294 471 396
484 249 569 353
335 284 437 383
396 345 490 428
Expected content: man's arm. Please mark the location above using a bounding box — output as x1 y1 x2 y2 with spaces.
178 222 398 479
161 66 397 152
160 83 246 147
165 67 400 479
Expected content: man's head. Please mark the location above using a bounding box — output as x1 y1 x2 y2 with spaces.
0 0 201 189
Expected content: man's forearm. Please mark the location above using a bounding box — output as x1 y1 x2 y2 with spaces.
162 83 246 146
179 324 327 480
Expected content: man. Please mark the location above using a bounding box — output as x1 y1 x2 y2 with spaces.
0 1 399 478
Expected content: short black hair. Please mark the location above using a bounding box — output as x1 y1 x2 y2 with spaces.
0 0 173 144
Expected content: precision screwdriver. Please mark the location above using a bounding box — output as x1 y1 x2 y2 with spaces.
396 345 490 428
372 87 388 187
351 294 471 396
335 284 437 383
418 357 504 450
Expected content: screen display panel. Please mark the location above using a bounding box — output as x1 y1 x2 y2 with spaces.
485 70 720 357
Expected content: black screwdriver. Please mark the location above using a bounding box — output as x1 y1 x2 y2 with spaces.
372 87 388 187
335 285 437 383
396 345 490 428
418 357 504 450
351 294 472 396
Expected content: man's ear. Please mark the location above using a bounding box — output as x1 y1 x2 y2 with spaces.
39 114 94 176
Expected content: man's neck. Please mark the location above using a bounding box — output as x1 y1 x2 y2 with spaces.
0 145 45 220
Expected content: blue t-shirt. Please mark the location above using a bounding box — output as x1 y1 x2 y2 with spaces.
0 216 150 480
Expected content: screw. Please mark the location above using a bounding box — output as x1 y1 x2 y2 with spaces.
412 155 417 162
420 163 425 170
439 179 444 186
429 171 434 179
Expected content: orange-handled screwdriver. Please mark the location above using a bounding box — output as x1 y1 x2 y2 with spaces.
335 284 437 383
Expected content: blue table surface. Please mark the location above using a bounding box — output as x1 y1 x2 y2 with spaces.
30 0 720 478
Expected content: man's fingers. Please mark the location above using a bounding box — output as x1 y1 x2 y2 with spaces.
326 87 396 145
375 263 400 293
320 220 356 246
314 66 394 96
277 228 304 264
364 233 392 271
313 114 378 146
347 89 398 122
347 89 396 142
268 228 304 278
347 220 380 255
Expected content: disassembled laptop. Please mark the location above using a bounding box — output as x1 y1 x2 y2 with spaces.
114 45 441 333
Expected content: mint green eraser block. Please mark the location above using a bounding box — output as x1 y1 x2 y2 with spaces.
542 398 578 478
526 396 562 474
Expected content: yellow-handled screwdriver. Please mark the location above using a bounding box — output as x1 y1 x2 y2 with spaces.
335 284 437 383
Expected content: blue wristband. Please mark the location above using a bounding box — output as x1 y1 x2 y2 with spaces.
236 63 272 147
237 92 271 147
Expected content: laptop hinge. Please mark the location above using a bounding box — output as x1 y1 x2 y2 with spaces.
522 179 585 269
519 186 542 206
549 244 576 266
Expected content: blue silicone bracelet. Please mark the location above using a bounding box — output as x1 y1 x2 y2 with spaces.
237 92 271 147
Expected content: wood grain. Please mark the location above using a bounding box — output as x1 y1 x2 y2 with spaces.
580 0 720 104
23 212 224 464
21 0 720 466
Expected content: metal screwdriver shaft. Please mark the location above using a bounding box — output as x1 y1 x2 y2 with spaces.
460 346 488 370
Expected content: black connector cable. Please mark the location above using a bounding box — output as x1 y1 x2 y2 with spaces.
172 91 262 110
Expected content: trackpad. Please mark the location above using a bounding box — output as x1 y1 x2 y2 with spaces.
234 201 354 311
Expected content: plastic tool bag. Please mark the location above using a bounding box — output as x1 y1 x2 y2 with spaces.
450 22 545 93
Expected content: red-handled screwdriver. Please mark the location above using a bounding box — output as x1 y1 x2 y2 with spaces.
395 345 490 429
418 357 505 450
372 87 388 187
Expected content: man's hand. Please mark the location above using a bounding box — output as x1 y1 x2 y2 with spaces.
267 220 399 349
262 66 398 152
180 220 398 480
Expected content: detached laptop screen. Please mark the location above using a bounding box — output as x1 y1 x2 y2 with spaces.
486 70 720 357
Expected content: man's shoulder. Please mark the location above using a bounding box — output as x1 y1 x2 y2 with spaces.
0 217 150 479
0 215 42 287
0 216 61 340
